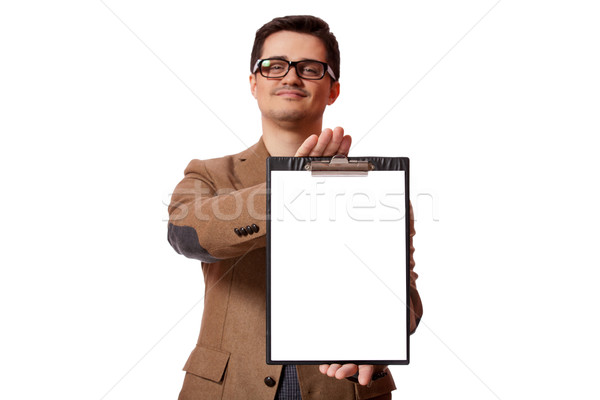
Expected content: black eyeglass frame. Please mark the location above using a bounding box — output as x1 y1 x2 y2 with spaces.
252 58 337 81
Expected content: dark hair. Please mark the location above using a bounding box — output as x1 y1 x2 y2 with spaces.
250 15 340 81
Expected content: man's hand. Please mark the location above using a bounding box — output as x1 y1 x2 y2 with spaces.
319 363 375 386
294 126 352 157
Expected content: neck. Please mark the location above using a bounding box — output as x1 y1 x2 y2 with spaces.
261 116 323 156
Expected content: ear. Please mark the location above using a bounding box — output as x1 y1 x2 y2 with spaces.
327 81 340 105
249 74 257 99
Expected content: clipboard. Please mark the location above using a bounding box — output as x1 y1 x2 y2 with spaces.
266 155 411 365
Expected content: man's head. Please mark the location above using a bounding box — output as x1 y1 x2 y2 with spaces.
250 15 340 83
249 16 341 131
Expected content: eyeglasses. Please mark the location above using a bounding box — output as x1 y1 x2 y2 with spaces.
253 58 337 81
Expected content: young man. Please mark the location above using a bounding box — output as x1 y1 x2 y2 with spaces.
168 15 423 400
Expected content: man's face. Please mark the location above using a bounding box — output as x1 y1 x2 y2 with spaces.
249 30 340 127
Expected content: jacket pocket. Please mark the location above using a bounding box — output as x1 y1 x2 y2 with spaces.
182 345 231 383
354 367 396 399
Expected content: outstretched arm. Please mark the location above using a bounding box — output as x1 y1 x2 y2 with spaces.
168 159 268 262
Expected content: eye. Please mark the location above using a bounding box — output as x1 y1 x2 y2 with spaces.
264 60 287 69
299 62 324 77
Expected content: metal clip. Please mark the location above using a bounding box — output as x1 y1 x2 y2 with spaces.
306 155 374 176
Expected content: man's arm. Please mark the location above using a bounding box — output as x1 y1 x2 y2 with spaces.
168 159 267 263
167 127 352 263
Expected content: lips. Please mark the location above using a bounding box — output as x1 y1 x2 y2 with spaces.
274 88 308 98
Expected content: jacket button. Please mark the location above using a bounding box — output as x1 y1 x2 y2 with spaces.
251 224 259 233
264 376 276 387
240 227 248 236
246 225 253 234
234 228 242 237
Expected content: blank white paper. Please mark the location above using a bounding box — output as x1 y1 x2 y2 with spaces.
269 170 408 362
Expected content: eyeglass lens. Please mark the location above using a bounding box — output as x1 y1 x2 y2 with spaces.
260 59 325 79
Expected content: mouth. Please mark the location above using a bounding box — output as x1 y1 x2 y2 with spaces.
274 88 308 99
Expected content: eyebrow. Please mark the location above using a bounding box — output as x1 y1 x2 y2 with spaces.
264 55 289 61
263 56 321 62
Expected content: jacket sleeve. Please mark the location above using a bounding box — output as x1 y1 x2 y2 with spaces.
167 159 267 263
408 203 423 334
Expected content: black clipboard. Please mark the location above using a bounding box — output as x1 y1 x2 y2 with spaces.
266 156 411 365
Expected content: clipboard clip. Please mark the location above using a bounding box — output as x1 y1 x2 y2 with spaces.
305 155 374 177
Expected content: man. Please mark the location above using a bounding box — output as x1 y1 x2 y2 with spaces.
168 15 423 400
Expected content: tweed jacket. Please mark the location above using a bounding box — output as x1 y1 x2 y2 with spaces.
167 137 423 400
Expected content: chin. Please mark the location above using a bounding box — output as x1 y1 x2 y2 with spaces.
267 109 308 123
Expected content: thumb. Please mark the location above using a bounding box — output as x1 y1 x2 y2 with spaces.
294 134 318 157
358 365 374 386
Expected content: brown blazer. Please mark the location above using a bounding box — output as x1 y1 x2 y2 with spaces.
168 137 423 400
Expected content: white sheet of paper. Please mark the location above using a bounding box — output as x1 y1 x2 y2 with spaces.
269 170 408 362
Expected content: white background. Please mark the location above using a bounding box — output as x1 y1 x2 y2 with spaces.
1 1 599 399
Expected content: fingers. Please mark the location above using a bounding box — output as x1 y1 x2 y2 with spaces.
308 128 333 156
295 127 351 158
294 134 318 157
318 363 374 386
322 126 344 156
318 363 358 380
323 364 343 378
338 134 352 157
334 364 358 380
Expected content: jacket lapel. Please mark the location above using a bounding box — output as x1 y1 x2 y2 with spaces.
233 136 271 187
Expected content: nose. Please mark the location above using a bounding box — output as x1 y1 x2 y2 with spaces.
280 64 303 86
